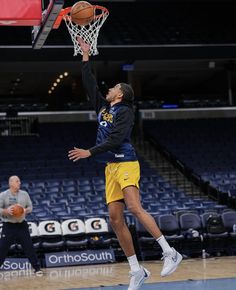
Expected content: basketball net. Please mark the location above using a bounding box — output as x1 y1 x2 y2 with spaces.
63 5 109 56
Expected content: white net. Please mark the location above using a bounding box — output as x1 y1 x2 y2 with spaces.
63 6 109 56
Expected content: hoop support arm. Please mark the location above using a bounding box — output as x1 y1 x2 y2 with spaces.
53 7 71 29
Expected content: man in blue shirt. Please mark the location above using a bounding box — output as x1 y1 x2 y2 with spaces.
68 39 182 290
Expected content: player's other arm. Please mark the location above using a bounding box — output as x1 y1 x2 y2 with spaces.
24 192 33 215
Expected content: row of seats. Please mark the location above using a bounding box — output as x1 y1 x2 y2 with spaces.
0 218 116 258
1 174 227 222
143 119 236 206
137 99 230 109
0 98 230 114
136 210 236 260
0 102 95 113
1 121 235 261
144 119 236 174
0 122 159 180
2 211 236 262
0 170 229 222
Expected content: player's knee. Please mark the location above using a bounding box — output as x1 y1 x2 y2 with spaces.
109 215 123 229
127 204 143 217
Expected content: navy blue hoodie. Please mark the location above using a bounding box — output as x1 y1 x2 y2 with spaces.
82 61 137 163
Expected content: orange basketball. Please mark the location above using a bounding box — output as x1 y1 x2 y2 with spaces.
70 1 95 26
12 204 24 218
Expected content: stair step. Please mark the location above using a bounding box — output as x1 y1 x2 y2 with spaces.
135 140 205 197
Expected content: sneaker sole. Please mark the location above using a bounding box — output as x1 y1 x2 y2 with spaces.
138 270 151 288
161 253 183 277
128 269 151 290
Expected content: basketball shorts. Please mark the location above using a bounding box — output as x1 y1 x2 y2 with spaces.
105 161 140 204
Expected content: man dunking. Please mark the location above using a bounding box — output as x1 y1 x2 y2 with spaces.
68 39 182 290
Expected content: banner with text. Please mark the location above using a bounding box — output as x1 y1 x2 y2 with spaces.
45 249 115 268
0 258 32 271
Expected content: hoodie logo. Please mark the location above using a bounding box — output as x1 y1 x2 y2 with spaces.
100 121 107 127
101 109 113 123
115 154 124 158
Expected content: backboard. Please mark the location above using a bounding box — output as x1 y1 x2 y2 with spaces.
0 0 108 52
32 0 64 49
0 0 64 49
0 0 42 26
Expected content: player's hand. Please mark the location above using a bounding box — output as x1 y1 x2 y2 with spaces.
68 147 91 162
77 36 90 53
6 206 14 216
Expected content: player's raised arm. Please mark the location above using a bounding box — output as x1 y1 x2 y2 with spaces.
77 37 107 114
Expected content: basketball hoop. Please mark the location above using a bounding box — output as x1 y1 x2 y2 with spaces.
54 4 109 56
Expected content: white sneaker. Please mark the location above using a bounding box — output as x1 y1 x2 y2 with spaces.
128 266 150 290
34 269 44 276
161 247 182 277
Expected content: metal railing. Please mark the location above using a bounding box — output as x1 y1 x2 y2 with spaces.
0 117 38 136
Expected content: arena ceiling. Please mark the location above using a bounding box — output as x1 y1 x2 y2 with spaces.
0 0 235 103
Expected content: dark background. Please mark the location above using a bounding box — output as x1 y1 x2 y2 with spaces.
0 0 236 110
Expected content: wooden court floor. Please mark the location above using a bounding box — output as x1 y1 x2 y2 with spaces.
0 257 236 290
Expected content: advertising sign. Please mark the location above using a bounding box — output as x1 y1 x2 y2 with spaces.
45 249 115 268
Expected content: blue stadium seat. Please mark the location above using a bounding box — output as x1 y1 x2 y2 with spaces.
158 214 184 252
179 213 203 257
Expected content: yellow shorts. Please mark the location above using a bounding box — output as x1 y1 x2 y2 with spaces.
105 161 140 204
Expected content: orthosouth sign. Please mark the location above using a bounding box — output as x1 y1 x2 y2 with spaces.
0 258 32 271
45 249 115 268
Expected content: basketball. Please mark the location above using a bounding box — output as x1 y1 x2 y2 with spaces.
70 1 95 26
12 204 24 218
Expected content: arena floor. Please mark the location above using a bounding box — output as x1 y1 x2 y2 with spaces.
0 257 236 290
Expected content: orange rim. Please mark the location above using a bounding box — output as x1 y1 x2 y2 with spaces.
53 5 109 29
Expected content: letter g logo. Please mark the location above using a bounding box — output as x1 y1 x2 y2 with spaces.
45 223 55 232
91 220 101 230
68 221 79 231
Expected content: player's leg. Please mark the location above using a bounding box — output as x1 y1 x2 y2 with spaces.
123 185 182 276
108 200 135 256
119 161 182 277
0 223 14 267
108 200 150 290
106 163 150 290
106 164 136 257
17 221 42 275
123 185 163 238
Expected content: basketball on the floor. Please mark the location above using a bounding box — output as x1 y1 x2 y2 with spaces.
70 1 95 26
12 204 24 218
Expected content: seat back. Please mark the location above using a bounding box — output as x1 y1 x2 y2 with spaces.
38 220 62 237
179 213 202 231
28 222 39 238
222 211 236 231
85 218 108 234
135 220 151 237
158 214 180 234
61 219 85 236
